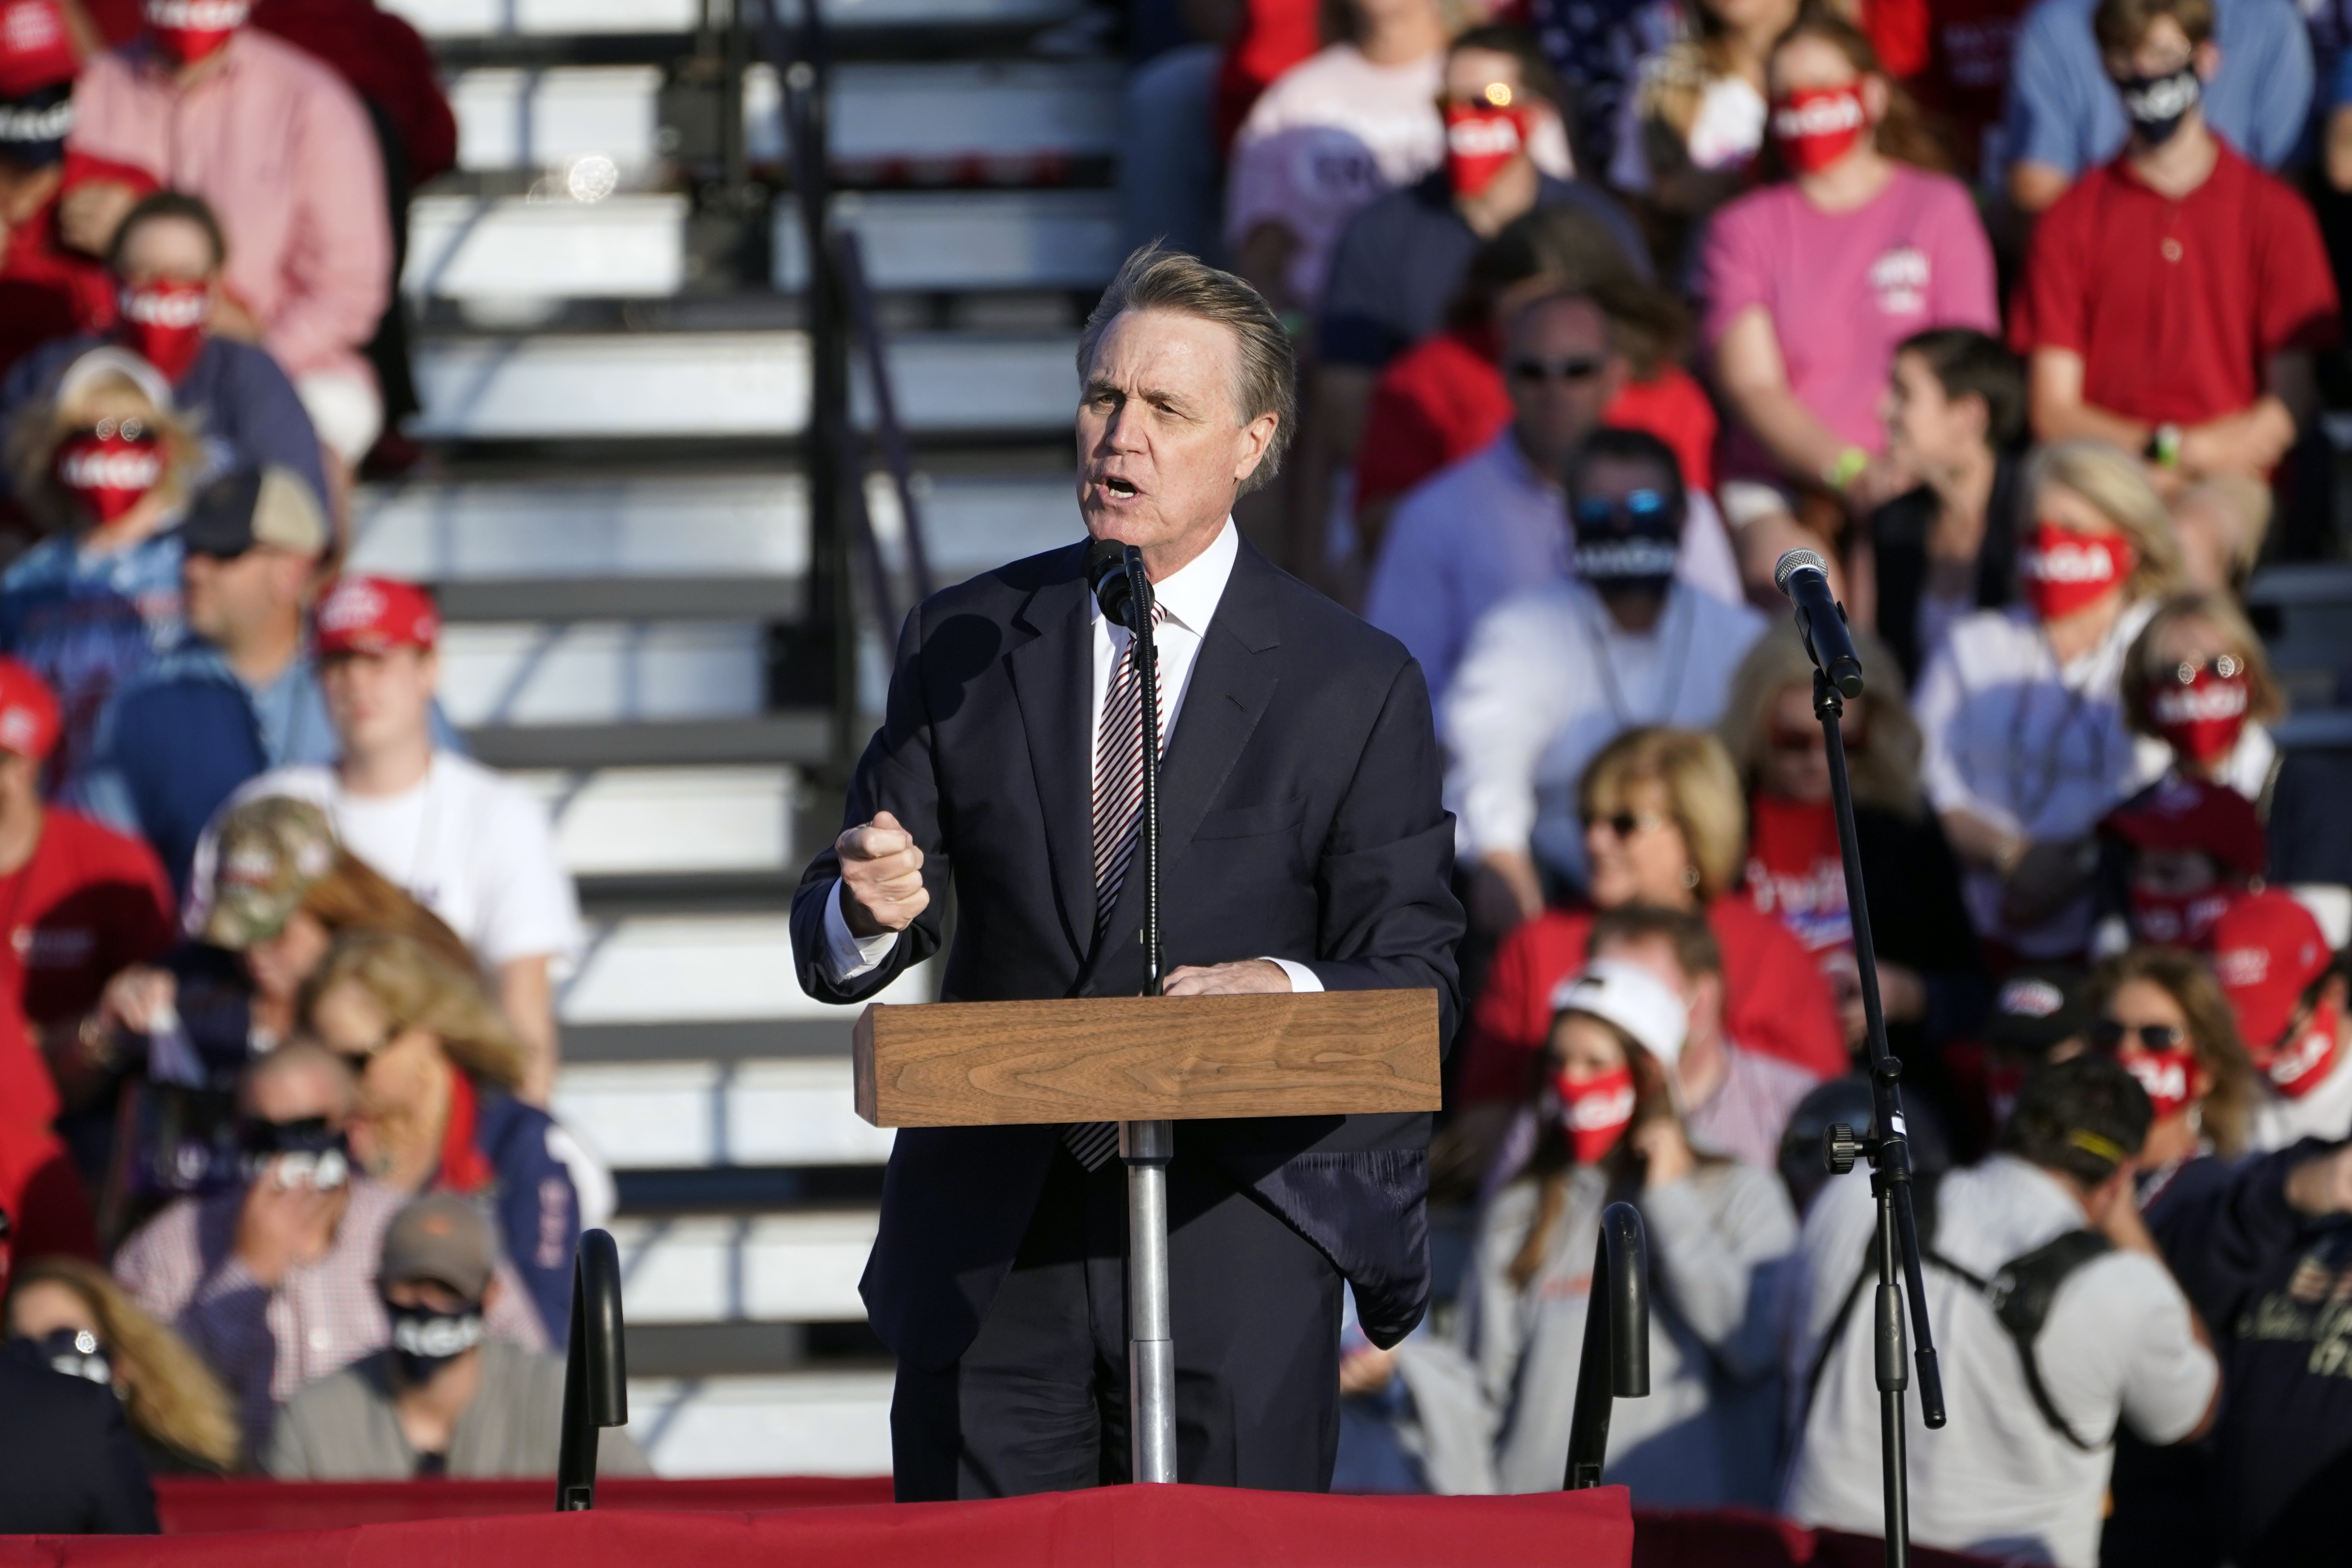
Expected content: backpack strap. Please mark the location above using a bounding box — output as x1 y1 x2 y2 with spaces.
1984 1229 2116 1453
1798 1170 1943 1432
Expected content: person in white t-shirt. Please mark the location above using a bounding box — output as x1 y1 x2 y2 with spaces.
190 577 580 1103
1781 1055 2218 1568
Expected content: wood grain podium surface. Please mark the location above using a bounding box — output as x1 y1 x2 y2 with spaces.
852 990 1442 1127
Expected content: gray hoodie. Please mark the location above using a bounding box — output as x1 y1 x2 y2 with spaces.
1461 1159 1796 1503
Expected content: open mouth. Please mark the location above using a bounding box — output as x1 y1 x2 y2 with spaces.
1103 477 1138 499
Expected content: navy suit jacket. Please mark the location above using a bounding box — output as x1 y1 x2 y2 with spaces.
791 534 1464 1371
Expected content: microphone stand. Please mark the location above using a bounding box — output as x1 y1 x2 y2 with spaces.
1812 666 1946 1568
1117 545 1178 1483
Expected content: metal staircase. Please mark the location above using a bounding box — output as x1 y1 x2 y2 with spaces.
354 0 1122 1473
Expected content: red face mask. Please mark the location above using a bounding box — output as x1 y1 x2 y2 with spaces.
2127 884 2237 949
2019 523 2135 621
117 280 210 382
2263 1001 2344 1100
1554 1064 1637 1164
1771 86 1869 174
144 0 245 63
1443 102 1530 197
54 425 163 523
2118 1050 2195 1122
2149 664 2250 766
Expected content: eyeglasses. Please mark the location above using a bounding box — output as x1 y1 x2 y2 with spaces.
1584 809 1671 839
1571 489 1673 531
68 418 153 443
1509 355 1607 386
1435 81 1517 112
2166 654 2243 684
2090 1018 2185 1053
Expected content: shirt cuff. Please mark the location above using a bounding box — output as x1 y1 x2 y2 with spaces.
822 880 901 982
1263 957 1324 993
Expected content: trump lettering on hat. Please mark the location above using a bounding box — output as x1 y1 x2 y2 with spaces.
314 576 438 658
0 659 60 762
0 0 75 99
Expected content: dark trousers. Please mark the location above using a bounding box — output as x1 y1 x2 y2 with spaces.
890 1140 1344 1499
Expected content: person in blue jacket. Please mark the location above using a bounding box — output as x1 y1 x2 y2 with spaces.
298 928 596 1347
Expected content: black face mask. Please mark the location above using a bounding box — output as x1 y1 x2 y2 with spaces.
384 1297 485 1383
240 1117 350 1191
1572 487 1683 597
36 1327 114 1390
2118 66 2200 145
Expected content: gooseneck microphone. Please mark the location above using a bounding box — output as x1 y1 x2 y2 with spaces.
1086 537 1152 628
1774 547 1866 699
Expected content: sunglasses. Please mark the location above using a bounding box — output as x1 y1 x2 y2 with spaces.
1584 809 1671 839
1571 489 1673 531
2090 1018 2185 1053
69 418 153 443
1509 355 1607 386
2166 654 2243 684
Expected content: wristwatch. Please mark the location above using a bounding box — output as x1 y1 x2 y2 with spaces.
2143 424 2182 470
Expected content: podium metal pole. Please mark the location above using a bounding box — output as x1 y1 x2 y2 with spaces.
1122 1118 1177 1482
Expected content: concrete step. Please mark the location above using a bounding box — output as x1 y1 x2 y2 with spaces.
775 190 1120 292
466 714 832 771
408 330 1077 441
2247 561 2352 713
554 1057 896 1169
351 471 1079 584
444 61 1116 178
560 912 929 1027
436 619 764 729
407 193 687 302
507 765 799 878
611 1209 878 1323
627 1371 892 1478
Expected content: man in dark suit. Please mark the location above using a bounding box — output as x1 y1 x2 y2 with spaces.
791 246 1464 1499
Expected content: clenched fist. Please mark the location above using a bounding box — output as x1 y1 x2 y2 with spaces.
838 811 929 937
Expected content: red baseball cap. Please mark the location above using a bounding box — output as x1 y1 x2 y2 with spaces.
2212 891 2335 1053
0 0 75 99
0 658 59 761
314 576 438 658
2102 778 2267 879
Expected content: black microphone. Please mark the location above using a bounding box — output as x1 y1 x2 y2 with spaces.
1773 548 1866 699
1085 537 1151 628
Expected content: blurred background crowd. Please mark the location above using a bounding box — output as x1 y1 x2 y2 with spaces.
0 0 2350 1560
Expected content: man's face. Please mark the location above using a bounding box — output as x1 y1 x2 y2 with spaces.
185 544 306 651
1076 308 1276 569
116 214 218 289
1880 350 1983 474
319 646 437 755
1593 930 1726 1054
1442 47 1525 112
1503 296 1619 477
2103 16 2203 85
246 1059 343 1128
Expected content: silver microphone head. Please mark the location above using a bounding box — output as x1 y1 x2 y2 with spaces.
1774 547 1830 594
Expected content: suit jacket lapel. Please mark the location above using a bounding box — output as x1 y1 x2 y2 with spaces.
1080 538 1283 991
1006 545 1096 962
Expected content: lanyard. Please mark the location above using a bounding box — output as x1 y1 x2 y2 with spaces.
2002 627 2115 826
1583 589 1694 731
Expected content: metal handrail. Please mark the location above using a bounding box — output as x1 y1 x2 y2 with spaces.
1563 1200 1651 1490
555 1229 628 1512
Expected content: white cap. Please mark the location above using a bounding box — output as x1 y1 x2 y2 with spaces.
1549 957 1688 1067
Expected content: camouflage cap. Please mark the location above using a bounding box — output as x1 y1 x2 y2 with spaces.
202 797 337 950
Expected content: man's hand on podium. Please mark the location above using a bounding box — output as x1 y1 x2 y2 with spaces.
1164 960 1292 995
838 812 931 938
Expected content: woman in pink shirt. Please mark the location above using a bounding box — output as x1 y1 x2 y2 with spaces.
1700 4 1996 608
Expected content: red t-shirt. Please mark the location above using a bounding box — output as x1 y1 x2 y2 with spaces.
1912 0 2029 176
0 1118 99 1261
1457 896 1849 1103
0 200 116 386
1742 793 1854 955
0 810 176 1133
1354 325 1720 516
2011 143 2341 428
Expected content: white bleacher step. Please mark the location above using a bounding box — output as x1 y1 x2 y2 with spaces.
774 190 1120 293
407 193 686 302
466 714 831 771
628 1372 893 1479
445 61 1115 177
556 1058 895 1169
351 472 1081 585
561 913 932 1027
409 331 1078 440
436 619 763 729
610 1211 878 1324
386 0 1077 39
507 765 797 878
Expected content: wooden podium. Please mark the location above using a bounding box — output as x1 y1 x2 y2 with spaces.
853 990 1443 1481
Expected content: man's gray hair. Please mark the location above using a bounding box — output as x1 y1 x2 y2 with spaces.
1077 245 1298 495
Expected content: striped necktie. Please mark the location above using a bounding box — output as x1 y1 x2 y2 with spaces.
1064 603 1167 1172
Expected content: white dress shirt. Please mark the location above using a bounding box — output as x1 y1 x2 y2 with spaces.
820 521 1321 991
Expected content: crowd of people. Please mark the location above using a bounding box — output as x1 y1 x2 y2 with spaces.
0 0 612 1508
1120 0 2352 1557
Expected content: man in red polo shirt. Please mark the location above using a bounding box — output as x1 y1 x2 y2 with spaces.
2011 0 2337 499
